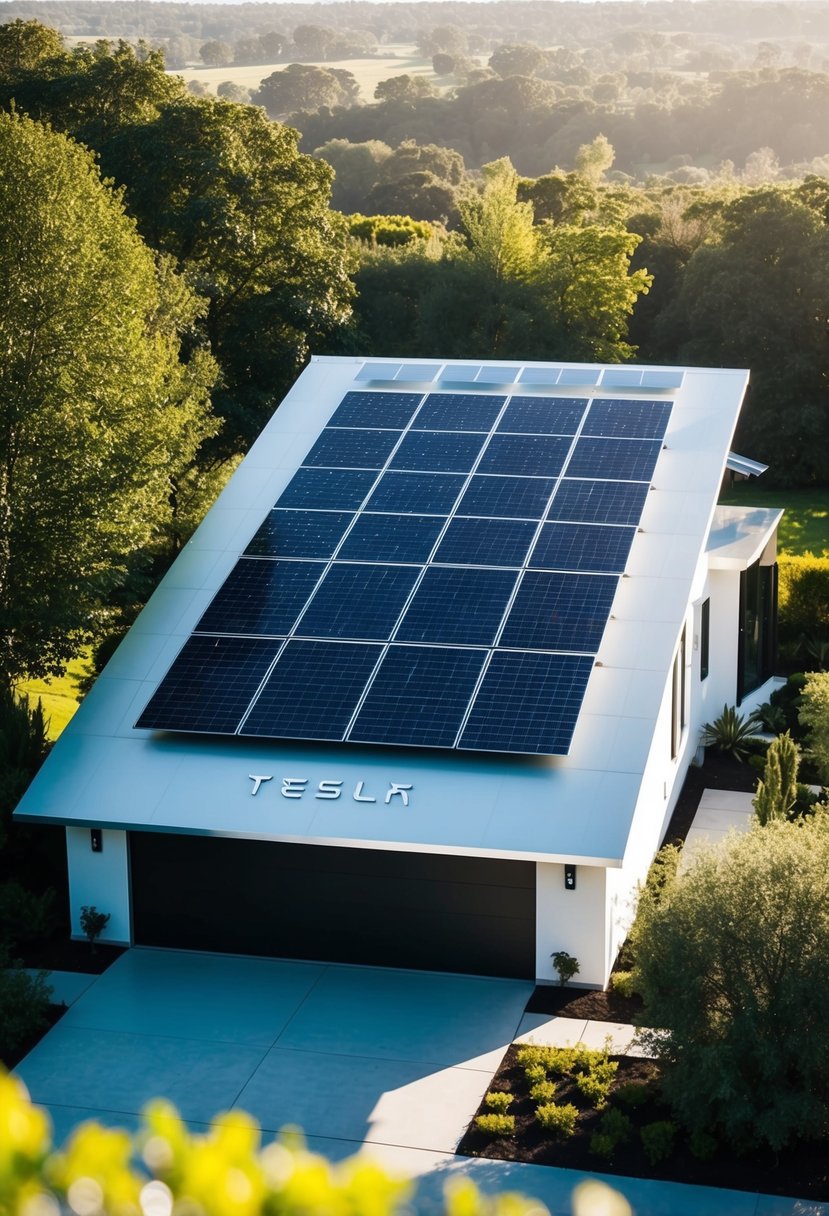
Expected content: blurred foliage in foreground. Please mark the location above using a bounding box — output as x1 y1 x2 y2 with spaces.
0 1072 632 1216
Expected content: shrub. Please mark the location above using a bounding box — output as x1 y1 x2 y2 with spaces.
0 948 52 1059
609 970 636 998
474 1112 515 1136
80 906 110 948
799 671 829 785
589 1133 615 1158
614 1081 650 1109
632 818 829 1152
484 1091 513 1112
528 1079 558 1103
640 1120 676 1165
536 1102 578 1136
778 554 829 637
574 1059 618 1109
689 1128 718 1160
700 704 762 761
590 1107 632 1157
753 731 799 824
0 882 57 950
517 1044 575 1077
523 1062 548 1085
550 949 580 986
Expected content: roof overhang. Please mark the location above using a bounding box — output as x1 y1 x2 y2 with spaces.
707 505 783 570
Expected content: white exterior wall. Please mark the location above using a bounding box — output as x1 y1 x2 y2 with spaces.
66 827 131 944
536 861 608 987
701 568 741 716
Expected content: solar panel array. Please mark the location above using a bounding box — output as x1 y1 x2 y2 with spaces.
136 388 673 755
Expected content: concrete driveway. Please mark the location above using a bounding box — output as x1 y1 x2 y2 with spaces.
16 947 532 1152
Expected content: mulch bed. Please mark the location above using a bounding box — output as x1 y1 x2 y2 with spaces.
524 983 645 1025
21 940 126 975
457 1046 829 1201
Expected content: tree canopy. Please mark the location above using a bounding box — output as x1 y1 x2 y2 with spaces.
0 110 217 685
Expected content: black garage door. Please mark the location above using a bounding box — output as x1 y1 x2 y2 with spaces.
130 833 535 979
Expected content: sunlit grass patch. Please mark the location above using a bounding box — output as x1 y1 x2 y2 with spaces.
718 483 829 557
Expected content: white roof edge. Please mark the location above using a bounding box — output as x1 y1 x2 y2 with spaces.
707 505 783 570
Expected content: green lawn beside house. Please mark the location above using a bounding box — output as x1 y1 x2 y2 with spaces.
718 483 829 556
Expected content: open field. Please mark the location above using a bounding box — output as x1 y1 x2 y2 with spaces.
174 44 445 102
18 653 90 740
718 483 829 556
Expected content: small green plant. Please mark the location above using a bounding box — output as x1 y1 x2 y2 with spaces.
640 1120 677 1165
614 1081 650 1109
551 949 580 986
589 1107 632 1156
522 1062 548 1085
536 1102 579 1136
528 1078 558 1103
701 704 762 762
689 1128 718 1160
753 731 799 825
475 1112 515 1136
755 700 788 733
574 1059 618 1109
484 1091 513 1112
80 905 110 951
609 970 636 998
517 1044 574 1077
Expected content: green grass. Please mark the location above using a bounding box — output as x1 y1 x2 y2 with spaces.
18 653 91 740
718 483 829 557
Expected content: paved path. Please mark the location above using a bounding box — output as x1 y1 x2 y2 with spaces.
15 947 826 1216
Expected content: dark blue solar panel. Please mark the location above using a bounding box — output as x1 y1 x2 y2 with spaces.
389 430 485 472
338 514 444 563
459 652 594 755
412 393 505 432
327 391 422 429
478 434 571 477
529 523 636 574
547 479 650 525
433 517 537 567
303 428 401 469
349 645 487 748
244 510 353 558
240 640 382 740
566 437 662 482
295 562 419 640
500 571 618 651
195 559 324 636
365 471 465 515
456 475 557 520
274 467 377 511
583 398 672 440
396 567 518 646
135 635 279 733
497 397 586 436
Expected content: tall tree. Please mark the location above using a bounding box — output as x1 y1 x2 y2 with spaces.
0 111 217 685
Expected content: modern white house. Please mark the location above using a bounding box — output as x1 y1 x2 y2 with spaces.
14 357 782 987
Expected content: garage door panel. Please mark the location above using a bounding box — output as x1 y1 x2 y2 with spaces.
130 832 535 978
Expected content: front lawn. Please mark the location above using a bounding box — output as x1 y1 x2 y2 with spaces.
719 483 829 556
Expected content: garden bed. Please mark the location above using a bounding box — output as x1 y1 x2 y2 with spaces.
2 1002 67 1071
21 939 126 975
457 1043 829 1200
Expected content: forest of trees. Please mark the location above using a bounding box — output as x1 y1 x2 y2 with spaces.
1 8 829 691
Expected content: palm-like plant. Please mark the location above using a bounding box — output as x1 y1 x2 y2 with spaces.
700 704 763 762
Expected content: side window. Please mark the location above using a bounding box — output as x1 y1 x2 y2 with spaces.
700 598 710 681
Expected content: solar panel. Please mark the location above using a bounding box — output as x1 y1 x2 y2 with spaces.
389 430 485 472
497 397 586 436
456 475 558 520
135 635 280 734
328 390 422 429
459 651 594 755
396 566 518 646
195 559 324 636
413 393 505 432
241 640 382 740
303 427 401 469
295 563 419 640
477 434 571 476
275 467 377 511
139 385 673 754
338 513 444 563
245 510 353 559
566 437 662 482
547 479 649 526
528 523 636 574
583 398 672 440
349 645 487 748
433 517 537 567
499 571 618 651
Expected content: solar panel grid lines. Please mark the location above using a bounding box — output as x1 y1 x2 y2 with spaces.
138 384 676 755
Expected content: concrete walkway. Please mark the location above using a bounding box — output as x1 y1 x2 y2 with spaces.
684 787 754 855
14 946 827 1216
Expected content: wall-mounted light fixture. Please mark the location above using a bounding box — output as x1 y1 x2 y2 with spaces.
564 864 576 891
90 829 103 853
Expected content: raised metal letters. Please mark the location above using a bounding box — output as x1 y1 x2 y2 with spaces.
247 775 412 804
248 775 273 797
282 777 309 799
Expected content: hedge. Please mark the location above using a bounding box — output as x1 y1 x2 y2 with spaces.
777 554 829 636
